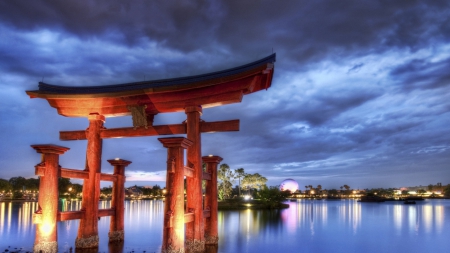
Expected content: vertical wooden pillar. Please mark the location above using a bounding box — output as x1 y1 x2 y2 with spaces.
185 105 205 252
107 159 131 242
159 137 193 253
76 113 104 248
31 144 70 253
202 155 222 245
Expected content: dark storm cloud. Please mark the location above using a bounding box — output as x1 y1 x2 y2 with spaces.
390 56 450 91
0 1 449 188
1 0 450 70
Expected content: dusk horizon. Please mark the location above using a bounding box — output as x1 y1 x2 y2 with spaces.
1 1 450 190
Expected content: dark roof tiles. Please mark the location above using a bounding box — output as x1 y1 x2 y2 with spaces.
37 54 276 95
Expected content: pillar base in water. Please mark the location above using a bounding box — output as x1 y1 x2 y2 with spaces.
186 239 205 252
108 230 124 242
34 241 57 253
162 245 185 253
75 235 99 248
205 235 219 245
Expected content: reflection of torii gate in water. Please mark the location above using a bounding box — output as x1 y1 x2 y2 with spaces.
26 54 275 253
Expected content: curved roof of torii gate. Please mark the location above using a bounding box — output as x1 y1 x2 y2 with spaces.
26 54 276 118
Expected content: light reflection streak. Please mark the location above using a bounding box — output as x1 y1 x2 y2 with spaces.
435 205 444 232
393 205 402 230
18 205 22 234
423 205 432 233
407 206 417 234
246 209 251 243
0 202 4 236
7 202 12 234
351 200 360 234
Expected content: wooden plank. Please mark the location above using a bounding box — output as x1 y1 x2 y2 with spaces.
203 210 211 218
100 173 117 182
60 168 89 179
60 130 86 140
35 166 45 176
184 166 194 178
101 124 186 139
201 119 240 133
99 208 115 217
60 120 240 140
58 210 84 221
202 172 211 181
184 212 194 223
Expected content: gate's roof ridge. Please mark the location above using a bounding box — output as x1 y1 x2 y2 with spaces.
35 54 276 95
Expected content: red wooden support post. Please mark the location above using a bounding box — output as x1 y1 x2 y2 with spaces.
202 155 222 245
159 137 193 253
76 113 104 248
107 159 131 242
31 144 69 253
185 105 205 252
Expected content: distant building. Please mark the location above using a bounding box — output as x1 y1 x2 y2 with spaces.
279 179 299 192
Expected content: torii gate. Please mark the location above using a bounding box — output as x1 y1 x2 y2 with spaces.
26 54 275 253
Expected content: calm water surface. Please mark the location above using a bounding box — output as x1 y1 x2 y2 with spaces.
0 199 449 252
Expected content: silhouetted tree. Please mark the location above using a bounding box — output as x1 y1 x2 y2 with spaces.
58 178 72 194
0 179 12 192
9 177 27 191
258 186 290 208
235 168 245 198
444 185 450 197
218 164 235 200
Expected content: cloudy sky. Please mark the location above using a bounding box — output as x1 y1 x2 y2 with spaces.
0 0 449 189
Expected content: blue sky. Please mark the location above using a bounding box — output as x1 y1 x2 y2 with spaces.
0 0 449 189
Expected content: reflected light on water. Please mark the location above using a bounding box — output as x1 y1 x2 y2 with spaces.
1 199 449 253
423 205 433 233
7 202 12 235
435 205 444 232
0 202 4 236
393 205 402 231
337 200 361 234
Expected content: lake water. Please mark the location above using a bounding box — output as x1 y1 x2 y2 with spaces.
0 199 449 253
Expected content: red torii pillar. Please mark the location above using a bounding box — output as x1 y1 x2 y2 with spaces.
76 113 104 248
107 159 131 242
185 105 205 252
202 155 222 245
31 144 70 253
159 137 193 253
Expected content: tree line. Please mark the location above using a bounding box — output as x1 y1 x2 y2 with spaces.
2 174 450 200
0 176 83 199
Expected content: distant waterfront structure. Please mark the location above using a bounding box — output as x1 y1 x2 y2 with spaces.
280 179 299 192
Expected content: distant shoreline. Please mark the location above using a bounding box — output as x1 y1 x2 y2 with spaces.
0 199 38 202
1 197 448 203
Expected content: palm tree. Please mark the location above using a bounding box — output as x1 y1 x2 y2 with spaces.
235 168 245 198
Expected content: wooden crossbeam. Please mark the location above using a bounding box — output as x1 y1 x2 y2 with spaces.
60 168 89 179
60 119 239 140
202 172 211 181
58 210 84 221
59 168 116 182
99 208 115 217
184 212 195 224
100 173 117 182
203 210 211 218
184 166 194 178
